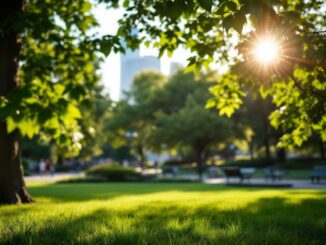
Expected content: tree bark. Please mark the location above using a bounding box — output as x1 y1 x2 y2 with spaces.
261 99 271 159
136 144 146 169
248 140 254 160
0 0 33 204
276 147 286 164
319 139 325 160
194 144 206 180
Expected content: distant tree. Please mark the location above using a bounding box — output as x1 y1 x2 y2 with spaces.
149 70 233 178
152 97 232 178
77 88 112 161
106 71 167 166
112 0 326 152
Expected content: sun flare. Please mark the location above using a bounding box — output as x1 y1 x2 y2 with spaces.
253 38 279 64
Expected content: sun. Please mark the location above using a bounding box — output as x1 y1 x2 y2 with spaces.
253 38 280 64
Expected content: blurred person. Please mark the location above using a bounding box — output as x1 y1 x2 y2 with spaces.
39 159 46 174
45 159 51 174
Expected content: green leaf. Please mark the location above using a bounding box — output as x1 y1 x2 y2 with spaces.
233 10 246 34
100 40 112 56
223 15 234 32
81 2 92 13
6 117 17 133
226 1 237 12
67 104 82 119
219 106 234 117
198 0 213 12
205 98 216 109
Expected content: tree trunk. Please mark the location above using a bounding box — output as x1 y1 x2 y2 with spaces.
261 100 271 159
276 147 286 164
136 144 145 169
248 140 254 160
0 0 33 204
194 147 205 180
319 139 325 160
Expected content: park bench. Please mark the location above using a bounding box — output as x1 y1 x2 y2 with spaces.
263 167 286 181
207 166 222 178
311 165 326 183
223 167 255 182
162 166 179 176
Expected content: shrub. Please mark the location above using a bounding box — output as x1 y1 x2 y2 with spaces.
222 157 326 169
283 158 326 169
164 159 189 166
222 158 277 168
58 176 107 184
86 164 141 181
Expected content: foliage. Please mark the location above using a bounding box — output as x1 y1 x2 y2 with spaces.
107 69 235 172
222 157 326 170
222 158 278 168
1 0 324 175
149 70 234 170
76 88 112 160
86 164 141 181
106 71 167 162
1 182 326 244
0 0 118 156
164 159 189 167
152 97 232 157
21 137 50 160
229 90 279 159
107 0 326 148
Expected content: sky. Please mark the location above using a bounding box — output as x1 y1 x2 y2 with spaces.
92 4 190 101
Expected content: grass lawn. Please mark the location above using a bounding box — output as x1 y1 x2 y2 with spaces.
0 182 325 244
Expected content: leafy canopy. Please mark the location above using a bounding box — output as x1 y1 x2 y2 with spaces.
106 0 326 147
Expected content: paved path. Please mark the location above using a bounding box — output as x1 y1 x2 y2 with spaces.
204 178 326 189
158 174 326 189
25 172 84 182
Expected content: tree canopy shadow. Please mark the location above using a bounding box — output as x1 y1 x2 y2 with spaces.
26 182 262 202
2 195 326 244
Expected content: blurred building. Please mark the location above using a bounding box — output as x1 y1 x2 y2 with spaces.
169 62 183 75
120 49 161 100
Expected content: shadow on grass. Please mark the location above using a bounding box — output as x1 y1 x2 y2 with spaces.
3 196 326 244
27 182 326 203
27 182 261 202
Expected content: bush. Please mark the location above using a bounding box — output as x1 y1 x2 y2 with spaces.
283 158 326 169
153 178 200 183
86 164 141 181
55 165 73 172
164 159 189 166
222 158 277 168
222 157 326 169
58 176 107 184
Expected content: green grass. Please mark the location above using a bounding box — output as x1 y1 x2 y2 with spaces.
0 182 325 244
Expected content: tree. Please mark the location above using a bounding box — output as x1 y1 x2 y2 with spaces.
112 0 325 148
0 1 33 204
0 0 104 204
152 97 232 178
149 70 233 178
1 0 325 204
106 71 167 166
75 87 112 161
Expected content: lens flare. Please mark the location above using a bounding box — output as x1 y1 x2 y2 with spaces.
253 38 279 64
